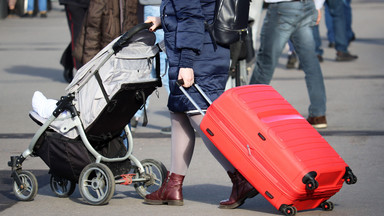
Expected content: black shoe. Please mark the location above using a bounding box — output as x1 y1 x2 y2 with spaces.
317 55 324 63
63 68 73 83
348 34 356 44
336 51 358 62
7 9 19 18
328 42 335 48
21 13 33 18
40 12 47 18
286 53 297 69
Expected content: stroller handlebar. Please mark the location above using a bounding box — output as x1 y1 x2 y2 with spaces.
112 23 153 54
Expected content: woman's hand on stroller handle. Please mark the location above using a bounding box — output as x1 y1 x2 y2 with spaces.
145 16 161 32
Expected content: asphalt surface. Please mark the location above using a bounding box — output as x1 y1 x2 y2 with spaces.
1 1 384 216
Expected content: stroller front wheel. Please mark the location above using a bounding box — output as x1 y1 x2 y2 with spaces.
134 159 168 198
79 163 115 205
13 170 38 201
50 175 76 198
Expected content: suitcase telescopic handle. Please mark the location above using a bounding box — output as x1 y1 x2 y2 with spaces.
176 79 212 116
112 23 153 54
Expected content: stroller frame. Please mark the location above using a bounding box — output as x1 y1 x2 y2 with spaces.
8 23 168 205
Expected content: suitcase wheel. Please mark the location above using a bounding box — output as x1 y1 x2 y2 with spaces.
279 204 297 216
302 171 319 191
344 167 357 185
320 201 334 211
305 179 319 191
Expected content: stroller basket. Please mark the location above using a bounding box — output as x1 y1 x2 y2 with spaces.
34 130 130 182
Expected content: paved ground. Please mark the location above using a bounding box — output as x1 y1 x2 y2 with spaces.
0 1 383 216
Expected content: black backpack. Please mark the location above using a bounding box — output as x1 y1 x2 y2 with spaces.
206 0 251 47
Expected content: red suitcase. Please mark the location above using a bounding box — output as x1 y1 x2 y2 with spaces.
178 83 357 216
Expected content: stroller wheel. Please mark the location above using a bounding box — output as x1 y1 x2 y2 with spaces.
134 159 168 198
13 170 38 201
50 175 76 198
79 163 115 205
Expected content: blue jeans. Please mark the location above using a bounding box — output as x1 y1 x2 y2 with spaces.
325 0 354 44
324 0 350 52
250 1 326 117
134 5 169 119
288 25 323 57
27 0 47 12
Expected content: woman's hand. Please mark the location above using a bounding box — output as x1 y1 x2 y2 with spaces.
145 16 161 32
178 68 194 88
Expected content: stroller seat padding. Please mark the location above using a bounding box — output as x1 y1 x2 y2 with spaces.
29 111 79 139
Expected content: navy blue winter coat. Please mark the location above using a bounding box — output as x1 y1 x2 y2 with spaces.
161 0 230 113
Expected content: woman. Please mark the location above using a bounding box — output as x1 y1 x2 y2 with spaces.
143 0 257 209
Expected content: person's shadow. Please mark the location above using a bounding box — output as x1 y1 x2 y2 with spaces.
5 65 65 83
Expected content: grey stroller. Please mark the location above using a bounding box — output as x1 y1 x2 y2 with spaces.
8 23 168 205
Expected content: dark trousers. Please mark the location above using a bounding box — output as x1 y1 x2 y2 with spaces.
60 4 87 70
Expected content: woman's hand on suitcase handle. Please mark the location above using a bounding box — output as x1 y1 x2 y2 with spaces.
145 16 161 32
177 68 194 88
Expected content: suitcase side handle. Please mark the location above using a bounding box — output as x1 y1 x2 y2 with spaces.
176 79 212 116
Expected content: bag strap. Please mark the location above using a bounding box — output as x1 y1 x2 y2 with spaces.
205 22 218 50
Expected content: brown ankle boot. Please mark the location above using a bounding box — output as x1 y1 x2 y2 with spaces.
144 172 185 206
219 170 258 209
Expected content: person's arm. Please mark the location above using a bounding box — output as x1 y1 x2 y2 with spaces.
173 0 205 65
314 0 325 25
172 0 205 87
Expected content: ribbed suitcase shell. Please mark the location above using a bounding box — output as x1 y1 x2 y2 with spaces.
200 85 349 212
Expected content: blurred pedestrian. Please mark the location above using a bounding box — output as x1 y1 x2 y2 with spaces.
249 0 264 52
59 0 90 83
324 0 355 48
22 0 48 18
250 0 328 129
286 40 298 69
325 0 357 61
7 0 18 18
73 0 138 67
